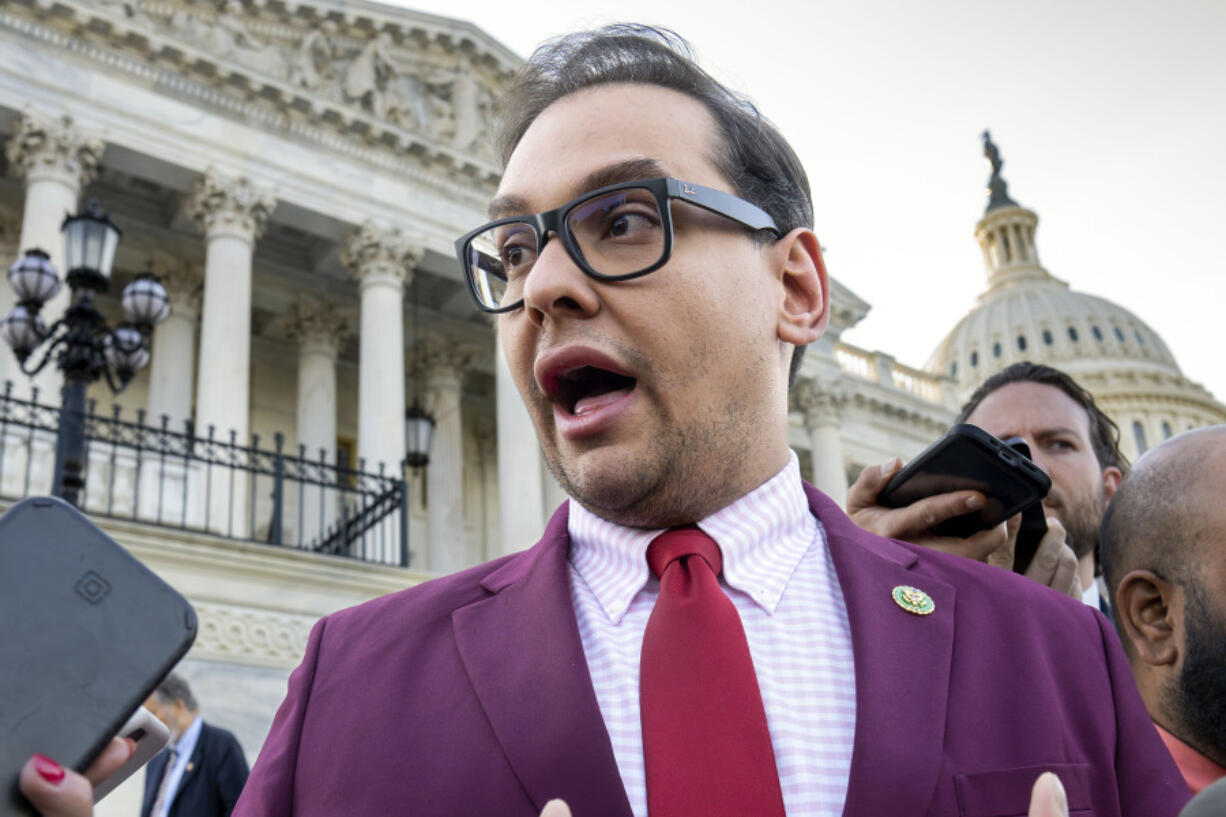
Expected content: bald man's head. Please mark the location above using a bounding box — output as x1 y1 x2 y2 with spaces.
1101 426 1226 597
1100 424 1226 768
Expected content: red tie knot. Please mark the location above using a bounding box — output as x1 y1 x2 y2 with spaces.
646 525 723 579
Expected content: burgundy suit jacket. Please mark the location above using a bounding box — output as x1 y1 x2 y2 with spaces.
235 485 1188 816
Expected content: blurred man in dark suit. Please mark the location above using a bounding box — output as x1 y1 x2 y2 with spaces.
141 674 248 817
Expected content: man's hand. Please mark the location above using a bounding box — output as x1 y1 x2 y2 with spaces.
18 738 135 817
849 461 1082 600
1006 517 1081 601
536 774 1068 817
848 459 1005 560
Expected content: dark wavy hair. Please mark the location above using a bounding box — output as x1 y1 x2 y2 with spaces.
955 361 1128 473
497 24 815 384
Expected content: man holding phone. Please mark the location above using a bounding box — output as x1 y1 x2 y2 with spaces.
850 362 1125 607
20 27 1181 817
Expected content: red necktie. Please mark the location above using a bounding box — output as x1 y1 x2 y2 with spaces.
640 526 786 817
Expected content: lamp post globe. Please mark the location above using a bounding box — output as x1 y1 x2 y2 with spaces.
103 324 151 384
60 198 121 291
0 305 49 359
7 248 61 306
121 272 171 328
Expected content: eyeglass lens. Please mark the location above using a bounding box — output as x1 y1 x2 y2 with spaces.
464 187 666 310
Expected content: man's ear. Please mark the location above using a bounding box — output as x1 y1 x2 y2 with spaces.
774 228 829 346
1116 569 1179 666
1101 465 1123 503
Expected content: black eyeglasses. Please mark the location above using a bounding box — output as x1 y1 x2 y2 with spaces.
454 177 780 313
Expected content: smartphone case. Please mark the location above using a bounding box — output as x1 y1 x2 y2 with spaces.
878 424 1051 538
1 496 197 816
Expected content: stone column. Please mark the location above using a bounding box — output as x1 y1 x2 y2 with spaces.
341 222 419 475
0 210 24 497
0 209 21 393
495 331 546 554
139 254 202 523
4 111 104 399
472 415 500 563
794 378 848 505
187 169 275 535
418 334 477 573
281 295 351 546
146 253 202 430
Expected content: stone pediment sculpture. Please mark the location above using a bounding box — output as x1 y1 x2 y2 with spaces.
14 0 517 186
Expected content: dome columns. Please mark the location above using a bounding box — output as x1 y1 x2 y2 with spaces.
974 206 1043 288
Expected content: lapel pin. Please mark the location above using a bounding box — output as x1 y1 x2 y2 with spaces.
185 762 194 773
892 585 935 616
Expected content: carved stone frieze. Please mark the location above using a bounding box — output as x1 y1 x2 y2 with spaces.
4 110 105 189
341 221 422 287
187 168 277 242
190 601 314 669
0 2 504 198
10 1 508 166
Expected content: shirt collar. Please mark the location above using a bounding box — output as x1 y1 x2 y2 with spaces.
1154 722 1226 794
174 715 203 760
568 451 817 624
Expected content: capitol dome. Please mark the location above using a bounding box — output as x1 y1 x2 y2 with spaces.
927 134 1226 460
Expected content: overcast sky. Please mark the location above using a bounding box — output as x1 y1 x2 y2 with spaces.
391 0 1226 403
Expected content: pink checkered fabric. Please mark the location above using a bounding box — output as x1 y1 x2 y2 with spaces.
568 452 856 816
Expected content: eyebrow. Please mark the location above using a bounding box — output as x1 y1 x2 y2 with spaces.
486 157 672 220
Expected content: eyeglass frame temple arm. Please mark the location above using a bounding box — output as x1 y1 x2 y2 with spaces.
663 178 779 234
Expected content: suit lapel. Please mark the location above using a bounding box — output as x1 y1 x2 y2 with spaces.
169 724 206 811
141 752 166 817
806 486 955 816
452 504 632 817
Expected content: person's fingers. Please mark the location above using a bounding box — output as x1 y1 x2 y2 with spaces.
18 755 95 817
83 738 136 787
856 491 985 541
986 515 1020 570
1028 771 1069 817
846 459 899 513
540 799 573 817
1046 538 1082 600
918 525 1007 563
1023 518 1068 588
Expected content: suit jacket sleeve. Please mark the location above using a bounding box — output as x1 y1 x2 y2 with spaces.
233 617 327 816
216 729 251 817
1099 610 1191 815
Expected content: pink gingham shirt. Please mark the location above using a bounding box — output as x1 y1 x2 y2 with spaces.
567 452 856 816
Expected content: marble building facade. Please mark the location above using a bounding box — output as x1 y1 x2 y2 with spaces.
2 2 1220 814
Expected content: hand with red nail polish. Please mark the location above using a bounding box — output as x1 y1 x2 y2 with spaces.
18 738 135 817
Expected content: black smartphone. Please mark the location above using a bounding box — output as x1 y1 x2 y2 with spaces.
1 496 197 817
878 423 1051 543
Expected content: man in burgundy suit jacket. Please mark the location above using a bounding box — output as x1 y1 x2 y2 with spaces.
15 23 1185 817
230 24 1186 817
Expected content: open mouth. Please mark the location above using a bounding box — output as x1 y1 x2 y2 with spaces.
555 365 637 416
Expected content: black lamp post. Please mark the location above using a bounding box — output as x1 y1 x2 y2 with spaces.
404 274 434 471
404 402 434 469
0 200 171 507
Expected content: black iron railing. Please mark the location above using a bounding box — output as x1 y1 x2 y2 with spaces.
0 381 410 566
